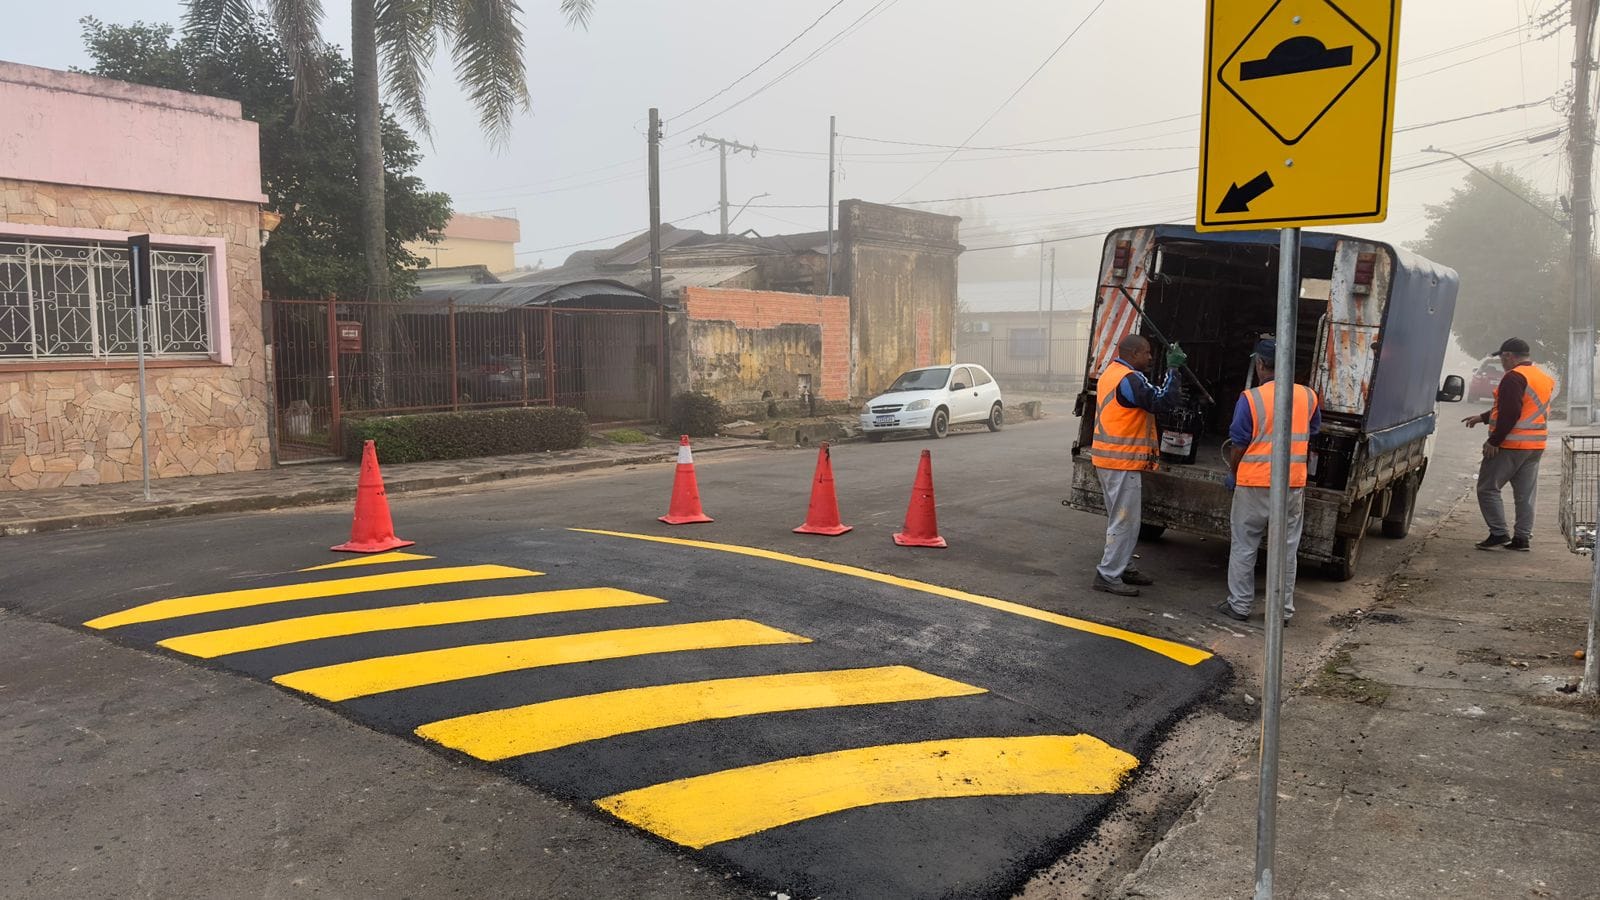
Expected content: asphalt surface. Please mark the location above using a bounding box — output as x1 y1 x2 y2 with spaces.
0 399 1486 898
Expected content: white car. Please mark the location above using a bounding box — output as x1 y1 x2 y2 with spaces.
859 364 1005 441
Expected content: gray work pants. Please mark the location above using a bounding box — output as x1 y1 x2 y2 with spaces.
1224 485 1304 618
1477 447 1543 540
1096 468 1142 582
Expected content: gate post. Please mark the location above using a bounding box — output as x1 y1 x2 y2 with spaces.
327 298 343 456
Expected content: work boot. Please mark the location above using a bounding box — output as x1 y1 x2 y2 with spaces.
1215 599 1249 622
1475 533 1510 550
1092 574 1140 597
1120 568 1155 586
1506 537 1531 551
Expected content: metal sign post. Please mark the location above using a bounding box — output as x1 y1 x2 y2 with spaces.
1254 227 1300 898
128 234 153 501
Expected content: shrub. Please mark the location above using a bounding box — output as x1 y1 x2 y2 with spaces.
343 407 589 464
669 392 724 437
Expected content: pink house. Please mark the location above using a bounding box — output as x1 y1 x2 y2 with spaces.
0 61 272 490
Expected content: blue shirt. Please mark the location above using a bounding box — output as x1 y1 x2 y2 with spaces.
1230 383 1323 446
1112 358 1182 413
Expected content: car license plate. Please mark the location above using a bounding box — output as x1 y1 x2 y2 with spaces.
875 415 896 424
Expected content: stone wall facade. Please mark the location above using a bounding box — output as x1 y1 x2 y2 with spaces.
670 287 851 404
0 179 271 491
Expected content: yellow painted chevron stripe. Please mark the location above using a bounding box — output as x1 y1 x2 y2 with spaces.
301 552 435 571
275 619 810 702
84 565 537 630
157 588 665 659
417 666 985 760
573 529 1212 666
597 734 1140 848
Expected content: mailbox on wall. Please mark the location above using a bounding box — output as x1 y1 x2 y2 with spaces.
336 321 363 354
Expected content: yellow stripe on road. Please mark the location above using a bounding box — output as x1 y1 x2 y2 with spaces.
597 734 1140 848
157 588 665 659
83 565 536 630
572 529 1212 666
300 552 435 571
417 666 985 760
275 620 810 702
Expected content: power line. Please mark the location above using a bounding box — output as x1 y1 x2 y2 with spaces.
667 0 851 123
890 0 1110 201
515 207 719 256
900 166 1196 205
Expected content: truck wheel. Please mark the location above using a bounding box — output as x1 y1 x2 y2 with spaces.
929 408 949 439
1325 532 1364 581
1139 523 1167 541
1381 475 1419 539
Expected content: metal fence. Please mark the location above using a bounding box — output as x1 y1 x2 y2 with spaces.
1559 434 1600 552
266 298 665 462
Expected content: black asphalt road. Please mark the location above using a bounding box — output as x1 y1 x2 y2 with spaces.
1 401 1484 898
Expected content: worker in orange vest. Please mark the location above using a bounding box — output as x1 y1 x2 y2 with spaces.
1463 337 1553 551
1091 333 1185 596
1217 339 1321 624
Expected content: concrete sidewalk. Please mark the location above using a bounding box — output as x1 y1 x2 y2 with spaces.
1110 459 1600 898
0 435 768 537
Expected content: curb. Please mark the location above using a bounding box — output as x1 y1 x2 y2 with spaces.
0 441 770 539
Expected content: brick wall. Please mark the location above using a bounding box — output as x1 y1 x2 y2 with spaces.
682 287 851 401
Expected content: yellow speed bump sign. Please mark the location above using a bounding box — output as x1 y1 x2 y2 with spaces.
1197 0 1401 231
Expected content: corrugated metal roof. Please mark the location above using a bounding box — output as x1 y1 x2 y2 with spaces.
412 278 656 311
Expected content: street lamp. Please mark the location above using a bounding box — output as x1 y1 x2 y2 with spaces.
1419 134 1568 230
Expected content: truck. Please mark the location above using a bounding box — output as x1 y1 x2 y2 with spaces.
1068 224 1467 580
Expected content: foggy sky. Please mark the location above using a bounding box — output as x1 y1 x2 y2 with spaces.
1 1 1573 289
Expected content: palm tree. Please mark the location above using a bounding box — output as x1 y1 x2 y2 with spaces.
185 0 595 301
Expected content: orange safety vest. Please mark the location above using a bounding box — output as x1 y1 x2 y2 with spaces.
1493 363 1554 451
1237 381 1319 489
1093 360 1159 471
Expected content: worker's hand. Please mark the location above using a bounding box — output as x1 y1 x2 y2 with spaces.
1483 441 1499 459
1223 472 1236 492
1166 343 1188 370
1462 414 1481 428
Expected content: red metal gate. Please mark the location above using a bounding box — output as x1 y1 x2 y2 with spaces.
265 298 665 463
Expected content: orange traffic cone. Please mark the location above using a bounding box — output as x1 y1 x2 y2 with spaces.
894 449 946 548
794 442 852 536
332 440 416 553
659 435 714 524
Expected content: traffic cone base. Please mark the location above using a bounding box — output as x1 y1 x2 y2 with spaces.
333 440 416 553
893 448 947 548
660 435 714 525
795 443 852 536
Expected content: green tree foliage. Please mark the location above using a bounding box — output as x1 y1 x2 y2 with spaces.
79 16 451 299
1410 166 1570 363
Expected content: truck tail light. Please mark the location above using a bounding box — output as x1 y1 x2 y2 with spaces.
1112 240 1132 278
1352 252 1376 295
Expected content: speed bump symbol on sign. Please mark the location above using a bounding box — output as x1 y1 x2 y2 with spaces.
1198 0 1401 231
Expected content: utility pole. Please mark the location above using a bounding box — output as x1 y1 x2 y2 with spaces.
694 133 758 235
1570 0 1598 426
648 108 665 418
827 115 837 295
1047 247 1057 376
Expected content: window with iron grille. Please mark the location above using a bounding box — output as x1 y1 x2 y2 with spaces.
1009 327 1046 359
0 237 215 361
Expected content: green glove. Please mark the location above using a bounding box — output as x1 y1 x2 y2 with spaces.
1166 343 1188 369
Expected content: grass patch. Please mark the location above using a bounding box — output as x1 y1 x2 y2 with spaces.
601 428 653 444
1305 645 1392 706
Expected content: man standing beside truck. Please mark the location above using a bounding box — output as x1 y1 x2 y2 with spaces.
1463 337 1553 551
1090 334 1185 597
1217 339 1322 624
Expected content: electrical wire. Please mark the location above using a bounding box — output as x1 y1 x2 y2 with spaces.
514 207 719 256
667 0 851 123
889 0 1109 201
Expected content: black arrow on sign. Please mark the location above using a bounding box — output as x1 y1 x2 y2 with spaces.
1215 171 1275 214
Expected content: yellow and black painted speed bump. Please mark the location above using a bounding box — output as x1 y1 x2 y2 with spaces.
82 530 1224 900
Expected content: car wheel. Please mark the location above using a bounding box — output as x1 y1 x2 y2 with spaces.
929 408 949 439
866 433 886 443
986 402 1004 432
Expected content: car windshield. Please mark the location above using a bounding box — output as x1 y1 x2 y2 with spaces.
886 368 950 392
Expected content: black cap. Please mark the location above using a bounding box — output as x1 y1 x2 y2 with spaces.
1497 337 1531 355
